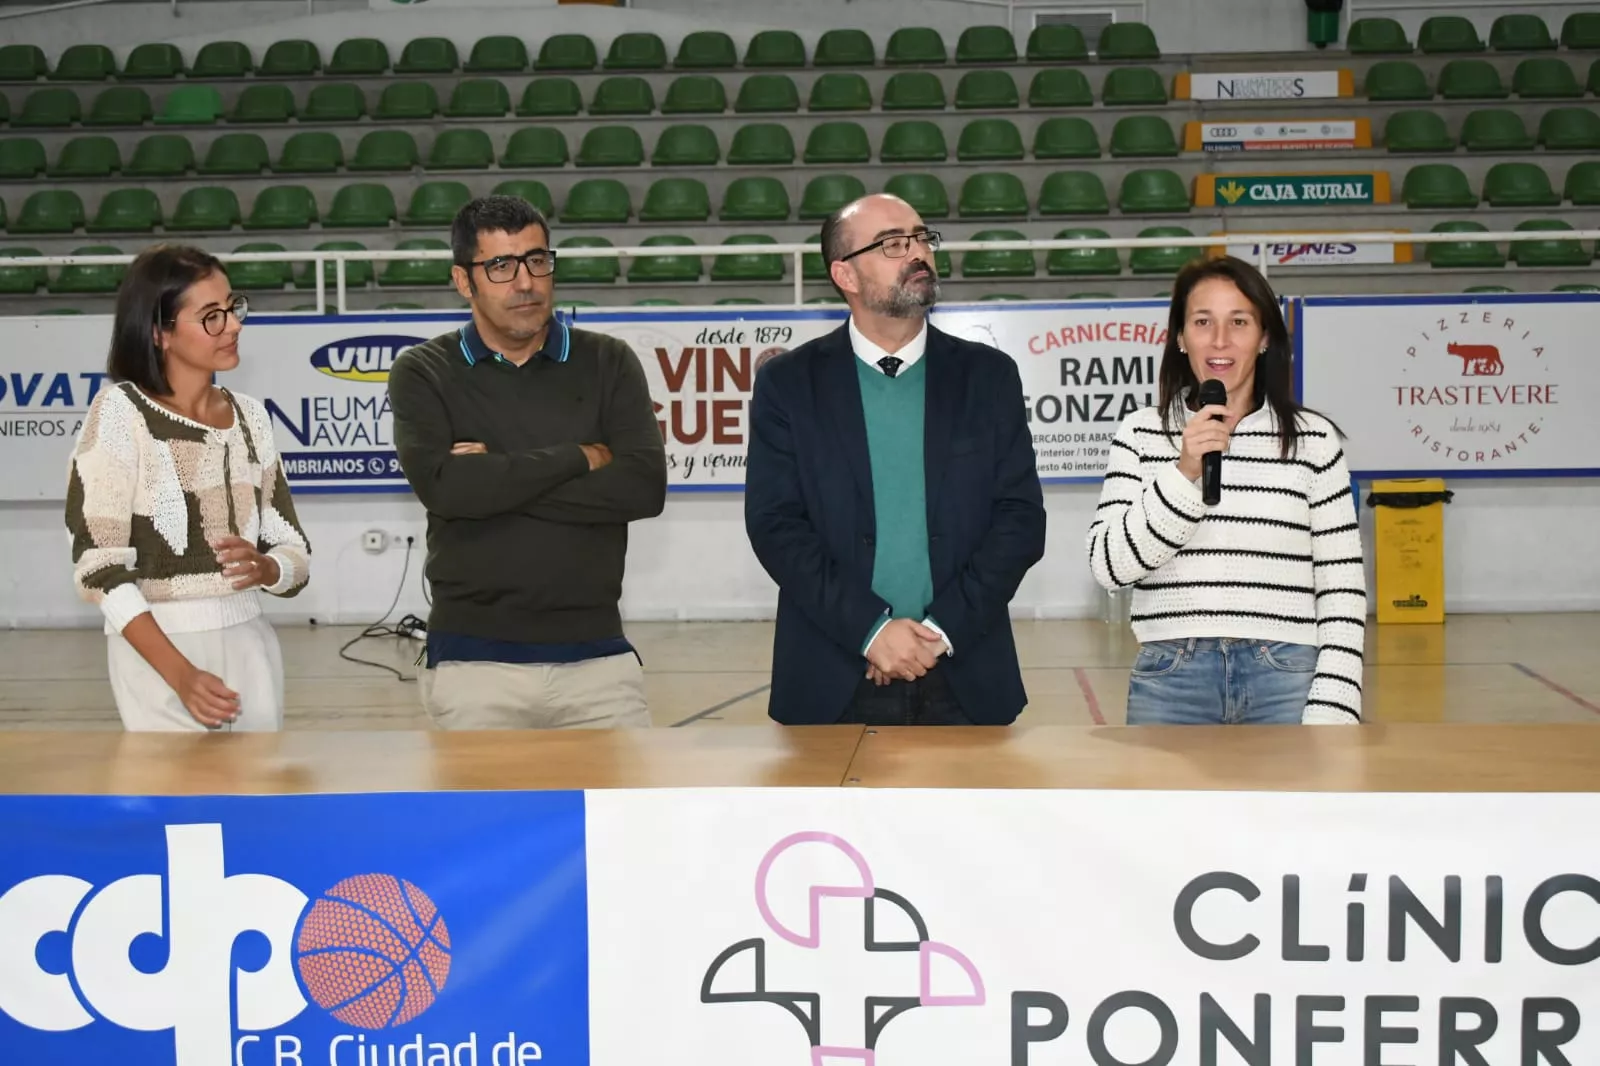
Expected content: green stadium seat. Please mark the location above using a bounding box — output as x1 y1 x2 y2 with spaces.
294 250 378 291
226 243 291 290
537 34 598 71
168 187 240 231
745 30 806 68
1034 116 1101 158
640 177 712 222
553 237 618 284
260 40 320 77
957 118 1024 161
502 127 570 167
1540 108 1600 151
1460 109 1533 150
428 128 494 169
1365 60 1431 100
735 74 800 113
1419 16 1485 53
404 181 471 225
231 84 293 123
88 188 160 232
304 83 365 122
397 37 458 74
1039 171 1109 215
882 72 946 110
800 174 866 220
959 172 1028 217
1102 66 1167 106
636 298 684 306
1561 13 1600 49
956 26 1016 63
1110 115 1179 156
675 31 737 70
17 88 81 127
810 72 872 111
328 38 389 76
518 78 582 117
1347 17 1412 53
628 235 701 282
1401 163 1478 208
376 303 426 310
0 45 49 81
1513 58 1581 98
1098 22 1161 60
1028 24 1088 61
50 135 120 177
492 180 554 216
0 93 9 123
52 44 116 81
1119 168 1190 212
125 134 192 177
1030 69 1094 108
711 235 784 282
605 32 668 70
122 43 182 79
1463 285 1515 293
727 123 795 165
10 190 84 233
1129 226 1196 274
1564 161 1600 204
979 294 1028 302
653 124 719 166
199 133 268 175
577 126 645 166
962 230 1033 276
245 185 317 229
881 120 948 162
884 173 949 218
376 82 439 120
1491 14 1555 51
1426 220 1504 268
1553 284 1600 293
191 41 253 78
721 176 790 220
51 246 124 293
1589 59 1600 94
0 249 45 294
466 36 527 73
804 121 871 164
275 131 343 173
446 79 510 118
1509 220 1588 266
1046 228 1120 276
86 87 152 126
887 28 946 65
662 75 726 114
326 184 397 227
563 179 631 223
350 130 419 171
1483 162 1560 207
716 298 764 305
156 85 224 125
815 29 875 66
591 76 655 115
955 70 1019 109
381 239 451 286
0 138 46 178
802 235 826 281
1385 110 1454 151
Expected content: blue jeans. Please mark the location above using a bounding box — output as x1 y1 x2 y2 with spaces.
1125 638 1317 725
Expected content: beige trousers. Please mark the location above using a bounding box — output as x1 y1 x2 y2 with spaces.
420 651 652 730
107 615 285 732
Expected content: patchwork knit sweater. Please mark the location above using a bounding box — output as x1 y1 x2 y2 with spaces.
1086 402 1367 723
66 382 311 635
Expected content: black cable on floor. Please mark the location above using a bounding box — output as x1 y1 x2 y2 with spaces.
338 539 422 683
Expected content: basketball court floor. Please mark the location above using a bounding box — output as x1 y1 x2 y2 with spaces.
1 616 1596 730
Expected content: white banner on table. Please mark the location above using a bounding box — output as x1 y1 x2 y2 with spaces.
586 787 1600 1066
1297 295 1600 477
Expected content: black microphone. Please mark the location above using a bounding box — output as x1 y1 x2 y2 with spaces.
1196 378 1227 506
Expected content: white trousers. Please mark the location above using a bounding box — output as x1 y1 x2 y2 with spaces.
107 616 285 732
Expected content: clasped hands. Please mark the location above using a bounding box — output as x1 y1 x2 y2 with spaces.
865 618 947 687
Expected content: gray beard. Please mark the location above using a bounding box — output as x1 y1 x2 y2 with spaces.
865 276 940 318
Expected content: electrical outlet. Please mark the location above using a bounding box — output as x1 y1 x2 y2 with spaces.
361 530 387 555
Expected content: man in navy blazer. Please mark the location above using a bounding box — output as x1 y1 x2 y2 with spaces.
745 194 1046 726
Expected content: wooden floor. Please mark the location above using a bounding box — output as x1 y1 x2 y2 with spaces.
1 615 1597 729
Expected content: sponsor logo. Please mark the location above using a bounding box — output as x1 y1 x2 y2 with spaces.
310 336 427 383
1185 70 1346 100
1215 175 1377 206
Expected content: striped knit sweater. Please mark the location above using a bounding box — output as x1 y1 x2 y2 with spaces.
1086 401 1367 723
66 383 311 636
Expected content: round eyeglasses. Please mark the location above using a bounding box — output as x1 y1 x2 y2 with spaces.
171 295 249 337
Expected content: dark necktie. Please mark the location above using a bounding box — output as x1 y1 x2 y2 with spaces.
877 356 903 378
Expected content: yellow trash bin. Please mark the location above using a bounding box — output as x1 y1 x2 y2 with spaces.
1366 478 1452 624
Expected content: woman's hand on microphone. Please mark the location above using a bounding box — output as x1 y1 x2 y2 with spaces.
1177 405 1234 482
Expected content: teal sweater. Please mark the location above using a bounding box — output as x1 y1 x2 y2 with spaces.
856 358 935 652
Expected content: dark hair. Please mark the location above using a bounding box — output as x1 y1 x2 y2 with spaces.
106 243 226 396
1158 255 1335 458
450 195 550 268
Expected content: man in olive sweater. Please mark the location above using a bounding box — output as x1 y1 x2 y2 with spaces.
388 196 667 729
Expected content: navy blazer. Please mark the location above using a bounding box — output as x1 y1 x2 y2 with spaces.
745 321 1047 725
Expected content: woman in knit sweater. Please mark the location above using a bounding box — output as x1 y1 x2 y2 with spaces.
1087 256 1366 725
65 244 312 731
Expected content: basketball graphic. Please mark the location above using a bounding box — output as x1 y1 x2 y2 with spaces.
294 874 451 1029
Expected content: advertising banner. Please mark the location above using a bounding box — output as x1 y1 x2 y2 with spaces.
1175 69 1353 100
1185 119 1369 152
1197 172 1391 208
